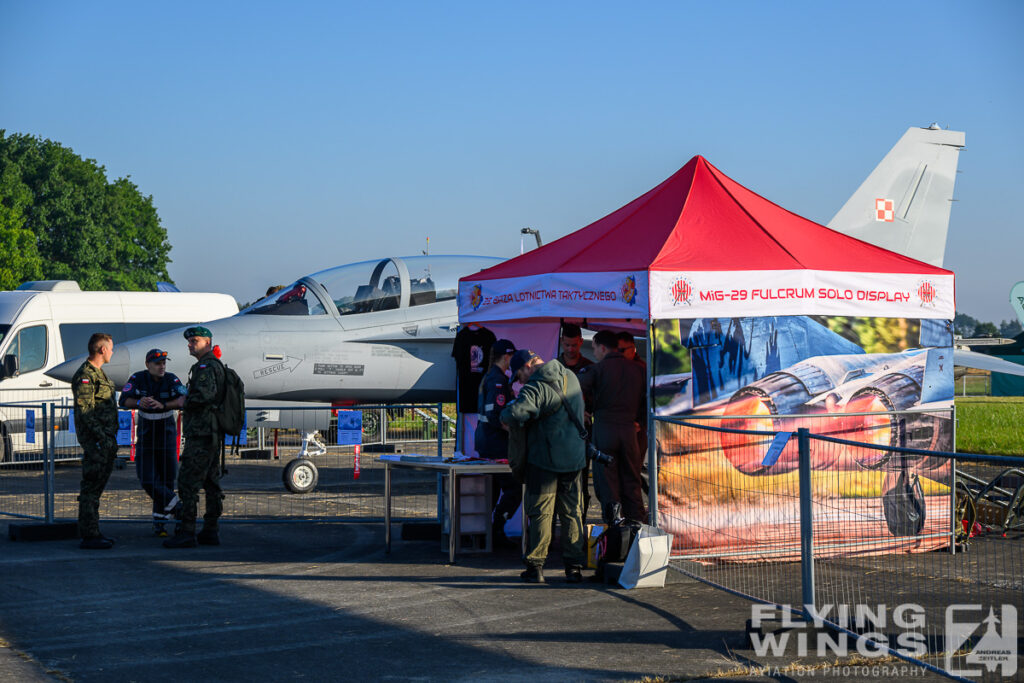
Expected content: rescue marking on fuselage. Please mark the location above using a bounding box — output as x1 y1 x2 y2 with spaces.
253 357 302 379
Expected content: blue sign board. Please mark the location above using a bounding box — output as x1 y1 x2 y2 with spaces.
336 410 362 446
117 411 134 446
25 410 35 444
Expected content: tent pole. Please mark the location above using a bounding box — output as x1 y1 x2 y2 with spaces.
646 317 657 527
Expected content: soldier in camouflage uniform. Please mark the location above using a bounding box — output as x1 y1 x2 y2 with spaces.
164 326 226 548
72 333 119 550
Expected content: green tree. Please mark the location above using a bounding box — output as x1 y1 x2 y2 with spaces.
973 321 998 337
0 161 43 289
999 319 1022 337
0 130 171 291
953 312 978 337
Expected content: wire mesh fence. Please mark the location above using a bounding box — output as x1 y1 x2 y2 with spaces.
656 413 1022 681
0 401 456 525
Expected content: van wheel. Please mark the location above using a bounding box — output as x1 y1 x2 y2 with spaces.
0 423 11 463
283 458 318 494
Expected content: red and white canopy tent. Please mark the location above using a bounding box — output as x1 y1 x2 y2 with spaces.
457 155 955 525
458 156 953 325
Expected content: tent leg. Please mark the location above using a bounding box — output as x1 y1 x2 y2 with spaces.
646 317 657 527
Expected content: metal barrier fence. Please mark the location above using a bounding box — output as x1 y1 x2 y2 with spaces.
657 413 1023 681
958 373 992 397
0 400 457 526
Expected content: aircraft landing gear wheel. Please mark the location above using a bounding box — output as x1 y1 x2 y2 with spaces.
283 458 319 494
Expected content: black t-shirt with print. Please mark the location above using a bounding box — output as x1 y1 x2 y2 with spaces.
452 326 496 412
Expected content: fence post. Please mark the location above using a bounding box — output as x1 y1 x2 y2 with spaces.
797 427 815 621
950 406 957 555
436 403 443 458
43 403 53 524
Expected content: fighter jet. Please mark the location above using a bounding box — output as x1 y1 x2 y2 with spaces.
49 255 503 404
42 125 999 493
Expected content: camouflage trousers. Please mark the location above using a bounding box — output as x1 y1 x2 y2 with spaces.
523 465 585 568
177 434 224 535
78 435 117 538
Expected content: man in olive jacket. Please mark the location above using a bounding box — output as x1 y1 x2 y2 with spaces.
72 333 119 549
500 350 586 584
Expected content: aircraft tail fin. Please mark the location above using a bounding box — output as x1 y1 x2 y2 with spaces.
1011 281 1024 328
827 125 965 267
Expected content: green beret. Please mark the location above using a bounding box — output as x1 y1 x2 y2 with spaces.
183 325 213 340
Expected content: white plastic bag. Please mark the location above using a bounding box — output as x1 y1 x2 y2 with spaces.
503 503 523 538
618 524 671 589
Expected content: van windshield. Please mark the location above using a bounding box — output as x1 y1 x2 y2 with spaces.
0 325 8 347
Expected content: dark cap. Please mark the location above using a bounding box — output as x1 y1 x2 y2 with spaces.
145 349 169 363
493 339 516 356
183 325 213 340
510 349 538 376
561 322 583 338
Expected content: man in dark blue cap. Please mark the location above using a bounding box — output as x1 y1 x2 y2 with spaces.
164 326 226 548
119 348 186 536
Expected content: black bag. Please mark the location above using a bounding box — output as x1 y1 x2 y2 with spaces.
882 470 926 536
214 363 246 437
596 520 641 564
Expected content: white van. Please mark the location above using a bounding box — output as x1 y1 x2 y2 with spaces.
0 281 238 461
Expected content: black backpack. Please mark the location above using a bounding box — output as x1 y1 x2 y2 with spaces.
191 356 246 437
214 363 246 437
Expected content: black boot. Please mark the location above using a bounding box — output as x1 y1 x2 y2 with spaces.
80 536 113 550
520 564 545 584
564 565 583 584
163 531 197 548
197 526 220 546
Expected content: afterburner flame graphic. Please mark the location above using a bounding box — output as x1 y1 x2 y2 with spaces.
653 315 954 560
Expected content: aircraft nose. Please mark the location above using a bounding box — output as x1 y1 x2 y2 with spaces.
45 347 135 387
45 358 80 384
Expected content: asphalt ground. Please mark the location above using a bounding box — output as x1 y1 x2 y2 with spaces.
0 518 985 683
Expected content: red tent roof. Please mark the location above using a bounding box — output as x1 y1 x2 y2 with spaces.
467 156 951 281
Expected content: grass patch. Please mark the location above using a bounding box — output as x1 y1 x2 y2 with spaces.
956 397 1024 455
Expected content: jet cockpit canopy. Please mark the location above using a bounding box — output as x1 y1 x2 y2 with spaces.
241 255 503 317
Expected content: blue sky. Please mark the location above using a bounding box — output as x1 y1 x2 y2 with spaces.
2 1 1022 322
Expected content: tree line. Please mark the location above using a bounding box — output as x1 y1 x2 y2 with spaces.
0 131 172 291
954 312 1021 339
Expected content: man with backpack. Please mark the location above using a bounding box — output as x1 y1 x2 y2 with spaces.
164 326 226 548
